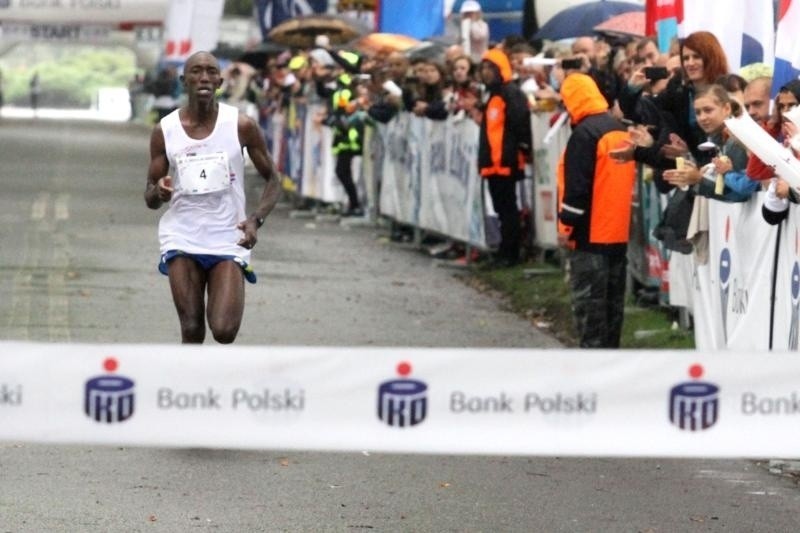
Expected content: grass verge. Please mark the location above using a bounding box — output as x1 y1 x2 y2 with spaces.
463 259 695 349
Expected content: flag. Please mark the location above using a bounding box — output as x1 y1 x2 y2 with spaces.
646 0 683 53
774 0 800 92
255 0 328 40
680 0 774 73
742 0 774 67
378 0 444 39
164 0 226 62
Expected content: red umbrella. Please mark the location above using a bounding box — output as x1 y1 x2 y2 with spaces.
593 11 646 38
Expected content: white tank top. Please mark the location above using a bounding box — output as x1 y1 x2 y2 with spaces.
158 103 249 261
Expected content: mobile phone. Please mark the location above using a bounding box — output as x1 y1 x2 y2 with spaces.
561 58 583 70
644 66 669 81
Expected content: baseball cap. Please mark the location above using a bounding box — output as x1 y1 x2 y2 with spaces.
460 0 481 14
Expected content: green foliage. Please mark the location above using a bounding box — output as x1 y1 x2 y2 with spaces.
224 0 253 17
2 45 136 108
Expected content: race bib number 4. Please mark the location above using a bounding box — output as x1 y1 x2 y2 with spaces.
176 152 231 195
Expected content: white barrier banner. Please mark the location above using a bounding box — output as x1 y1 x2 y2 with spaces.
417 118 486 247
773 204 800 350
531 112 569 249
5 342 800 457
379 113 422 225
300 105 345 203
692 196 776 349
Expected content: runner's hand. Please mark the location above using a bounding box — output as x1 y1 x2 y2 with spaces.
236 218 258 250
157 176 173 202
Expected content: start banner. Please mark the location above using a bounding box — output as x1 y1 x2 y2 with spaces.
2 341 800 457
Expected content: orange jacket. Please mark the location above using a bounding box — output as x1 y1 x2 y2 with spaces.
478 48 531 179
557 73 635 254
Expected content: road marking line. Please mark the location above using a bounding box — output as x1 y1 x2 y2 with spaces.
30 192 50 221
55 194 70 221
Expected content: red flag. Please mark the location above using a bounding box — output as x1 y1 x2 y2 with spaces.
645 0 684 36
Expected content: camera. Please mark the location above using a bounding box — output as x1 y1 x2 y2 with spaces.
644 66 669 81
561 58 584 70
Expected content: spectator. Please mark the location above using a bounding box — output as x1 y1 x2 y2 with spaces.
636 37 663 67
478 47 532 267
328 65 367 217
411 60 449 121
662 84 752 201
459 0 489 63
151 67 179 121
557 72 636 348
29 71 41 117
365 51 408 124
621 31 730 172
716 73 748 106
447 55 481 121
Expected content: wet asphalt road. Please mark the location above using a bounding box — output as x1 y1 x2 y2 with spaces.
0 117 798 532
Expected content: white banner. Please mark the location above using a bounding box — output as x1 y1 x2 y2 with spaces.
773 205 800 350
4 342 800 457
378 113 422 225
163 0 225 61
690 194 777 350
0 22 110 42
531 111 569 249
417 117 486 247
300 105 345 204
0 0 168 25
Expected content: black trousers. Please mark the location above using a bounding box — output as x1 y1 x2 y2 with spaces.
335 152 361 211
487 178 520 262
568 250 628 348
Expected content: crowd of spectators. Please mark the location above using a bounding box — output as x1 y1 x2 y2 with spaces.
139 24 800 266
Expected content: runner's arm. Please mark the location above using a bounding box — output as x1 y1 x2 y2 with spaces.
144 124 172 209
238 114 281 227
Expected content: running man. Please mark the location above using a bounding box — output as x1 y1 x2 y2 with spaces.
145 51 281 344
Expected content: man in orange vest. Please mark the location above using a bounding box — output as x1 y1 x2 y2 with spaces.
478 47 532 267
558 72 636 348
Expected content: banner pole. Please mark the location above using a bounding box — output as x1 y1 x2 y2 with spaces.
769 223 782 350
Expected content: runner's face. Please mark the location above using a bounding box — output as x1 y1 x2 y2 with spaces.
183 54 221 102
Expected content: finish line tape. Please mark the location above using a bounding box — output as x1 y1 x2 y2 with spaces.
1 341 798 457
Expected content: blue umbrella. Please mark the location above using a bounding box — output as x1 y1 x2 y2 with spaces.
534 1 645 41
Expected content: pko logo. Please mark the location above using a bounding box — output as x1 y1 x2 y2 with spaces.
84 357 135 424
669 364 719 431
377 361 427 428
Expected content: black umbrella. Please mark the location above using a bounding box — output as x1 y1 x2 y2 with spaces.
210 43 244 61
534 0 644 42
405 41 448 62
237 40 289 69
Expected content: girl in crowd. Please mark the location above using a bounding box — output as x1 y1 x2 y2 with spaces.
447 55 481 120
662 84 751 201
